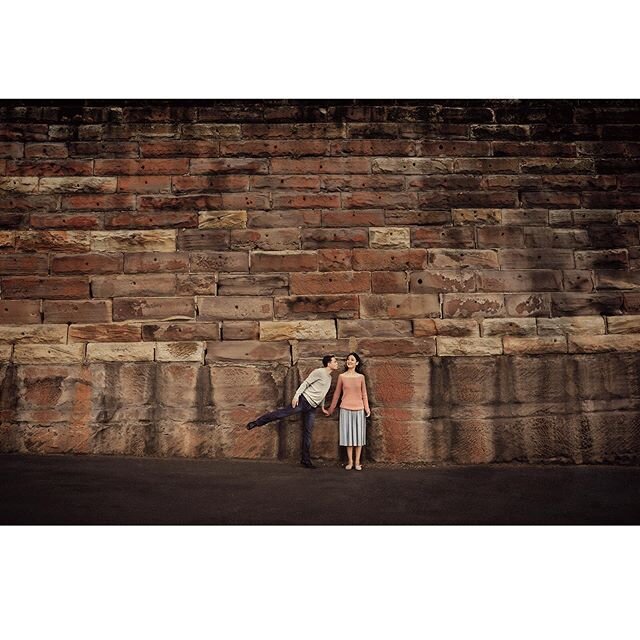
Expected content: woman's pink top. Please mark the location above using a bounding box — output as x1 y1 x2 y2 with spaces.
328 373 370 414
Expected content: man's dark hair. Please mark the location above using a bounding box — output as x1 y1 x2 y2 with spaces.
322 354 335 367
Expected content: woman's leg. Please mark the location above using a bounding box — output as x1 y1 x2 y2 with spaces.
355 445 363 469
345 446 353 469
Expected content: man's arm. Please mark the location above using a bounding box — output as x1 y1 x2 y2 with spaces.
292 369 319 407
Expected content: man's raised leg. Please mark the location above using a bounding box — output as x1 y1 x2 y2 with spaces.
247 402 302 430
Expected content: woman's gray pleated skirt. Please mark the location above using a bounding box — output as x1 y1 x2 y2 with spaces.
339 408 366 446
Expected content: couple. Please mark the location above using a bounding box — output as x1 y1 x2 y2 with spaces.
246 353 371 470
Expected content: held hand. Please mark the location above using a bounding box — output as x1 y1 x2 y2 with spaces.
292 397 299 408
366 411 371 418
322 408 329 416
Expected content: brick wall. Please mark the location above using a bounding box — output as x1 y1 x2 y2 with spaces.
2 99 640 463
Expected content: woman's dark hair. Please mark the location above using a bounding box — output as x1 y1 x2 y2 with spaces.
322 354 336 367
345 352 363 374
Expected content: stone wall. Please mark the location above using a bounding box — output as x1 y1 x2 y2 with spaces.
2 99 640 463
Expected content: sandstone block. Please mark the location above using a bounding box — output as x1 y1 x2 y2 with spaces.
476 269 562 292
318 249 353 272
412 226 475 249
321 210 385 227
2 276 89 299
0 177 38 193
575 250 628 270
0 345 12 361
0 254 49 275
221 321 259 340
568 335 640 354
369 227 410 249
141 322 220 342
51 253 123 275
410 270 475 293
190 251 249 272
217 274 288 296
118 176 172 193
301 228 368 249
198 296 273 320
156 342 205 362
123 252 189 273
428 249 499 270
13 343 85 364
172 176 248 193
177 229 229 251
94 158 189 175
250 251 317 273
371 271 408 294
199 210 248 229
352 249 427 271
43 300 112 323
536 317 606 335
0 325 67 344
39 177 117 193
505 294 551 317
595 270 640 290
290 272 370 295
551 293 623 316
606 316 640 334
359 294 439 319
69 324 142 342
452 208 503 225
292 340 350 360
113 297 195 321
0 231 15 249
206 341 291 363
230 228 300 251
353 337 436 357
499 249 574 269
477 226 525 248
503 336 567 355
260 320 336 341
274 295 359 319
91 274 177 298
371 157 452 174
0 301 41 324
16 231 91 253
175 274 216 296
563 270 594 292
437 337 503 356
86 342 155 362
91 230 176 252
413 319 479 337
481 318 537 337
442 294 506 318
337 320 413 338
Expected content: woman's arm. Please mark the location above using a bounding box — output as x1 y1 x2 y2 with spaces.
361 375 370 416
327 375 343 415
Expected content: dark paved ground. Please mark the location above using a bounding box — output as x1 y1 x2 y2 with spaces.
1 453 640 524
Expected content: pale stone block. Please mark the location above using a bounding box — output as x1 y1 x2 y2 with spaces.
536 317 606 336
91 231 176 252
39 177 117 193
0 232 15 248
13 343 85 364
437 337 503 356
260 320 336 341
156 341 205 362
606 316 640 334
0 325 68 344
568 335 640 354
482 318 536 337
0 345 12 361
86 342 155 362
0 177 38 193
369 227 410 249
198 210 247 229
503 336 567 355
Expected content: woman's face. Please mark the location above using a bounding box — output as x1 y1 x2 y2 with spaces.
346 355 358 369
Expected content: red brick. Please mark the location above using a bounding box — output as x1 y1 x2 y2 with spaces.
301 228 368 249
230 229 300 251
274 295 359 319
0 195 58 211
250 251 317 273
318 249 352 271
6 159 93 176
221 140 328 156
190 251 249 272
0 300 41 324
171 175 250 193
113 297 196 321
360 294 440 319
43 300 112 323
330 140 414 155
177 230 230 251
68 142 139 157
221 193 270 210
412 226 475 248
139 141 220 156
247 210 321 228
176 274 216 295
321 210 385 227
217 274 288 296
94 159 189 175
190 158 269 174
352 249 427 271
418 141 491 156
342 191 418 209
117 176 172 193
105 211 198 229
123 252 189 273
321 175 405 191
372 271 408 293
137 195 222 211
0 254 48 274
69 324 141 342
290 272 370 295
29 213 102 229
493 142 576 157
91 274 177 298
2 276 89 299
454 159 520 174
24 143 68 158
270 158 370 174
0 142 23 158
272 193 340 209
251 175 321 190
62 194 135 210
51 252 123 274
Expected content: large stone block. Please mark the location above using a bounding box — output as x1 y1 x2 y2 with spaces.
536 317 606 335
503 336 567 355
221 321 259 340
198 296 273 321
43 300 112 324
156 342 205 362
359 294 440 319
442 294 506 319
274 295 359 319
410 270 475 293
86 343 155 362
2 276 90 300
353 337 436 357
206 341 291 364
113 297 195 321
481 318 536 337
16 231 91 253
69 323 142 342
250 251 317 273
437 337 503 356
91 230 176 252
337 319 413 338
290 272 371 295
413 319 479 337
13 344 85 364
260 320 336 341
369 227 410 249
198 210 248 229
142 322 220 342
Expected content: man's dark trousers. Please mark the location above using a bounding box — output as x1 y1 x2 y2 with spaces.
253 394 317 464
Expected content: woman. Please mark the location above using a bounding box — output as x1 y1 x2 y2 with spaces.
327 352 371 470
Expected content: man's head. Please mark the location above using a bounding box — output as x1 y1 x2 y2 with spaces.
322 354 339 371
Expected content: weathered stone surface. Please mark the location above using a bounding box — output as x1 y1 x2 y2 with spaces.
360 294 440 319
551 293 623 316
568 335 640 353
353 337 436 357
337 319 413 338
13 344 85 364
69 323 142 342
442 294 506 319
481 318 536 337
292 340 350 360
39 177 117 193
16 231 91 253
250 251 317 273
113 297 195 321
221 321 259 340
0 345 12 361
371 271 408 293
352 249 426 271
369 227 410 249
91 231 176 252
290 272 370 295
198 296 273 320
0 325 67 344
536 317 606 335
505 294 551 317
410 270 475 293
51 253 123 275
0 301 41 324
156 341 205 362
190 251 249 272
436 337 503 356
413 319 480 337
275 295 359 319
206 341 290 363
476 270 562 292
86 342 155 362
2 276 90 300
503 336 567 355
123 252 189 273
428 249 498 270
43 300 112 323
198 210 248 229
142 322 220 342
260 320 336 341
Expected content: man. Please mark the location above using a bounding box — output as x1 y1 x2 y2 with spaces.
246 354 339 468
